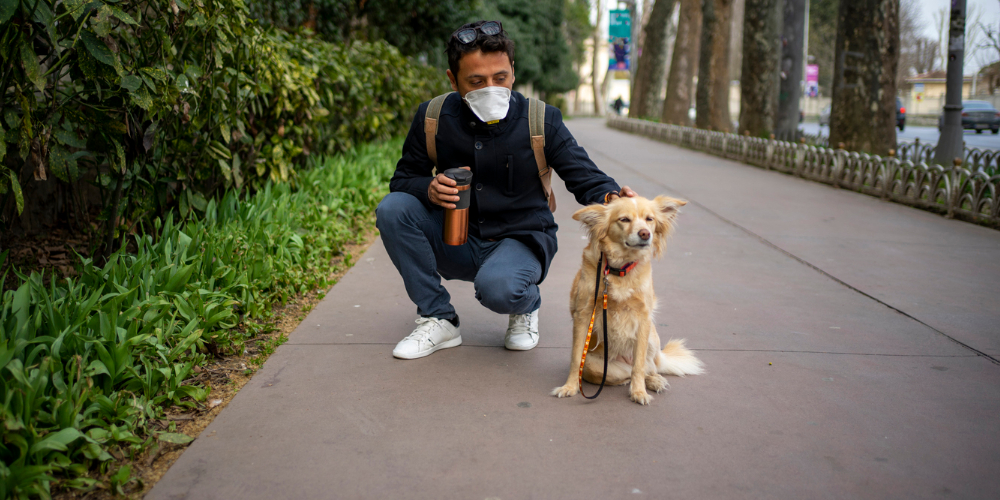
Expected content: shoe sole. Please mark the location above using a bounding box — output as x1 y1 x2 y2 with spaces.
504 341 538 351
392 336 463 360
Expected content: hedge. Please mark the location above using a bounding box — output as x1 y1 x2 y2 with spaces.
0 0 447 250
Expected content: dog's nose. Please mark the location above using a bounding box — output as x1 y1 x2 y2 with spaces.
638 229 650 241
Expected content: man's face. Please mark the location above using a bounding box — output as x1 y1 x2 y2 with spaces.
447 50 515 97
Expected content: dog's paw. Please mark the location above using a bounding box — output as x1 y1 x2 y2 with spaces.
552 384 579 398
630 390 653 405
646 374 670 393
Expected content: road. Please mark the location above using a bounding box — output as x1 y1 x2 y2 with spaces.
149 118 1000 499
802 122 1000 151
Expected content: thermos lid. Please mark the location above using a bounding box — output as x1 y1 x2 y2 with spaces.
443 168 473 186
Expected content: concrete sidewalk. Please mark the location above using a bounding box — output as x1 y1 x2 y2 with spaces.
149 119 1000 499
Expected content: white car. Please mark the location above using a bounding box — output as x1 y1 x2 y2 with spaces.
819 105 831 127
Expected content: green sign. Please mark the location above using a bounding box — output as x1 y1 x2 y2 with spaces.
609 9 630 39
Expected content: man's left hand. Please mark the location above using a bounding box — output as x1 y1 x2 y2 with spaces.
608 186 638 202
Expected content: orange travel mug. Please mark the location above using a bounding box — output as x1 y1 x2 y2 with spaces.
443 168 473 246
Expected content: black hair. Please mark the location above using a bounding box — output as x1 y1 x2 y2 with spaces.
446 20 516 78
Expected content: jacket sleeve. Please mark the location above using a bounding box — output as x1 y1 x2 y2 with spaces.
389 102 434 206
543 106 621 206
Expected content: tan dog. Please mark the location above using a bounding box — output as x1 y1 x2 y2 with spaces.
552 195 704 405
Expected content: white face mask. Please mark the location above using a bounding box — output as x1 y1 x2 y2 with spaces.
463 86 512 124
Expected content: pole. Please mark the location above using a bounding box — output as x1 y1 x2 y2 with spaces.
935 0 966 166
803 0 810 86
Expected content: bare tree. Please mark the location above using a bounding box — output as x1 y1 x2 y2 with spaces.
738 0 782 136
896 0 922 87
631 0 677 118
976 20 1000 94
829 0 900 156
662 0 702 124
935 3 984 72
695 0 735 131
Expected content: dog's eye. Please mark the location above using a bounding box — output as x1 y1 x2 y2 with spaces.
618 217 631 223
646 216 654 222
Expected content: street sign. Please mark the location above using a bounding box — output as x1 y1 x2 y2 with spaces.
609 9 630 39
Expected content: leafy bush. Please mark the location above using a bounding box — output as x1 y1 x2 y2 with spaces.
0 139 402 498
0 0 445 251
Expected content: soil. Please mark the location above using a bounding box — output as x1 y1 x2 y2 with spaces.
51 226 380 499
1 224 95 291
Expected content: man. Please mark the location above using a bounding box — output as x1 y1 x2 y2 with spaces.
376 20 635 360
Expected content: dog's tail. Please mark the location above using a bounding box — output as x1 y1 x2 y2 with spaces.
655 339 705 376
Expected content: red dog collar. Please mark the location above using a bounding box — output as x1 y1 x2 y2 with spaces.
604 261 637 277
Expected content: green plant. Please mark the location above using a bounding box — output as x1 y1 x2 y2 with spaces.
0 138 401 497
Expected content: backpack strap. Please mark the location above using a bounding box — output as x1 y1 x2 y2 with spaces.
529 97 556 212
424 92 454 171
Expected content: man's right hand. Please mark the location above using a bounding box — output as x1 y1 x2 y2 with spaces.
428 167 470 209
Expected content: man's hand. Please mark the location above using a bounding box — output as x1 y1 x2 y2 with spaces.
607 186 638 202
428 166 471 209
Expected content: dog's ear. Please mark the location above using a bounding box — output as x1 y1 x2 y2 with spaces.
652 196 686 256
572 203 610 241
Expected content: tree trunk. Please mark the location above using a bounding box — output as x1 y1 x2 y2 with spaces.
663 0 702 125
696 0 735 131
829 0 899 156
592 0 605 115
775 0 807 138
630 0 676 119
739 0 783 136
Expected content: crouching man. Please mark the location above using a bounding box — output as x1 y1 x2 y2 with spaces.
376 20 634 359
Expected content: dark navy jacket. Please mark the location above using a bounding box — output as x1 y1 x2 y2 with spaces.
389 91 620 282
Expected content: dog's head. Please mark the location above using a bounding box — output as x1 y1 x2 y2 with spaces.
572 195 687 259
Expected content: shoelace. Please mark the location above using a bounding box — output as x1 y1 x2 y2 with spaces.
404 317 441 344
508 314 536 336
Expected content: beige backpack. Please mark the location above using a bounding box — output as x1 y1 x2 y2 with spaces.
423 92 556 212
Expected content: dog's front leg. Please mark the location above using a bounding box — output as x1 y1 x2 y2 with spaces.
629 317 653 405
552 311 592 398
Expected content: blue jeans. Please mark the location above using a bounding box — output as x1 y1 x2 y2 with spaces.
375 192 542 320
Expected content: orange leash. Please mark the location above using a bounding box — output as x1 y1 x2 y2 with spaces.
579 253 609 399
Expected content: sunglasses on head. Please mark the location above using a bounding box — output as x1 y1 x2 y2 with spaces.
452 21 503 44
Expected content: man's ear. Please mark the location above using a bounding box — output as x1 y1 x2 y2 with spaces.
446 69 458 92
572 204 609 241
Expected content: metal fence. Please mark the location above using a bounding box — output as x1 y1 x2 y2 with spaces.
607 116 1000 229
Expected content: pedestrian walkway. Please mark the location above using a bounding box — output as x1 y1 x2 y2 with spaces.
149 118 1000 499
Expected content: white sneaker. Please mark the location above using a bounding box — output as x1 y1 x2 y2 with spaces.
392 317 462 359
505 309 539 350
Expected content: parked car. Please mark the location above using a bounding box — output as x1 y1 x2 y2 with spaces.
897 98 906 131
937 100 1000 134
819 105 831 127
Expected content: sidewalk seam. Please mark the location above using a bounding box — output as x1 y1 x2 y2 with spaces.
591 148 1000 367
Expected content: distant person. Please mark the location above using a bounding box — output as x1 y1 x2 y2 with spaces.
376 20 637 360
613 96 625 115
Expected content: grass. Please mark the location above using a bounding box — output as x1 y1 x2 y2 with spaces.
0 138 401 498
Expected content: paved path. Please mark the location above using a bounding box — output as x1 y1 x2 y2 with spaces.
149 118 1000 499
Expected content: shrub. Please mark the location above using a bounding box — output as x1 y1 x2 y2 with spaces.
0 0 446 251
